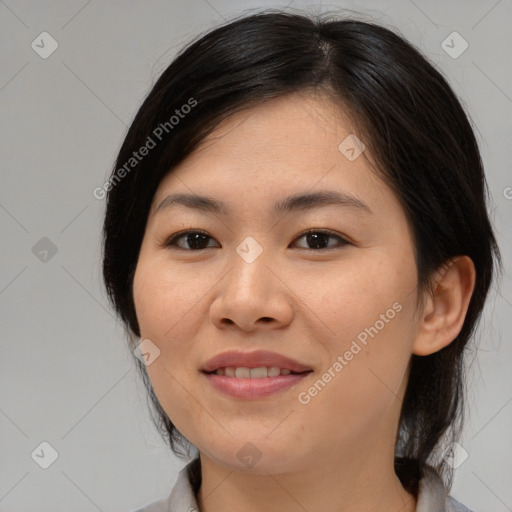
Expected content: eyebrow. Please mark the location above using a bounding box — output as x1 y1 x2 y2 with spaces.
153 190 372 216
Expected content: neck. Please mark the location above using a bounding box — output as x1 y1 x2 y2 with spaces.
196 440 416 512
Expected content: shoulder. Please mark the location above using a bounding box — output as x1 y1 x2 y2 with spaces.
130 495 173 512
129 458 201 512
446 495 474 512
416 465 474 512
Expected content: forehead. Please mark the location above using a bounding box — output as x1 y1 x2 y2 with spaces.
151 93 398 219
193 92 350 160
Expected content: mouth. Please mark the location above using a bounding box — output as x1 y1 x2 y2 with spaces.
203 366 308 378
200 350 313 399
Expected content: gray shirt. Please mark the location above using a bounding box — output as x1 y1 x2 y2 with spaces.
132 459 473 512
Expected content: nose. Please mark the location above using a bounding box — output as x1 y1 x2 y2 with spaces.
209 242 294 333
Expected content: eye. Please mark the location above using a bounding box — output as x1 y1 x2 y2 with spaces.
163 229 350 251
164 230 219 250
290 229 350 251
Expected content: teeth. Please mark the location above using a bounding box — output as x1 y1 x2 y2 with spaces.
235 367 251 379
267 367 281 377
250 367 267 379
213 367 296 378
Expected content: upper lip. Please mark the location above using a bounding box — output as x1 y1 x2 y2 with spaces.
201 350 313 373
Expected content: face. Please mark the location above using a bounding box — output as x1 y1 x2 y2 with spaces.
133 92 421 475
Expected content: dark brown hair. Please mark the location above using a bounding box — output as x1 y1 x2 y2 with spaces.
102 8 501 493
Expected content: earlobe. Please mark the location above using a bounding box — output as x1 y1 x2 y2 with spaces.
412 256 476 356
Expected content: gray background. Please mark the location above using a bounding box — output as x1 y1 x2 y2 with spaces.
1 1 511 511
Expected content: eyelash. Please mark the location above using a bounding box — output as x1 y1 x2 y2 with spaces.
163 228 351 252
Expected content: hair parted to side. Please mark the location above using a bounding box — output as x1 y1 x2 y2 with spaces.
101 8 501 493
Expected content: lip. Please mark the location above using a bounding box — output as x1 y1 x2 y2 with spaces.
200 350 313 373
203 372 310 399
200 350 313 400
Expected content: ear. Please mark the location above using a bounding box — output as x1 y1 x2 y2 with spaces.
413 256 476 356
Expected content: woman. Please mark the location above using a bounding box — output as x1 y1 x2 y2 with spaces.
102 9 501 512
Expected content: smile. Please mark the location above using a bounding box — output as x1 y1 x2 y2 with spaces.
208 366 301 378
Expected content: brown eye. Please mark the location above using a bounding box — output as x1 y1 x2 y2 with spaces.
291 230 349 250
164 230 219 250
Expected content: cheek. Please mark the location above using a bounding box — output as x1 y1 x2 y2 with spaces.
132 255 216 430
313 249 416 343
133 255 209 341
301 252 417 417
295 309 414 447
133 261 215 381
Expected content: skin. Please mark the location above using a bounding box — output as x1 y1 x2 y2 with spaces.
132 91 476 512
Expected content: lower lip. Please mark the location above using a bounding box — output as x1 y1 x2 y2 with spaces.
202 372 311 399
